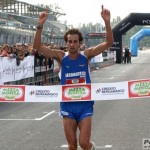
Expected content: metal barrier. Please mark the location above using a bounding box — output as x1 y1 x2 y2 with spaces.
4 72 60 86
3 55 60 86
3 56 115 86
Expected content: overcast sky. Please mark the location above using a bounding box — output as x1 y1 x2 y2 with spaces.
24 0 150 27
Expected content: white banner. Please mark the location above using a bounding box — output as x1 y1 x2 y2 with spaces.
25 85 62 102
0 56 34 83
0 79 150 102
0 57 15 82
15 56 34 81
91 82 128 100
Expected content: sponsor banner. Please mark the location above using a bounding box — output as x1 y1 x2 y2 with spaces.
1 79 150 102
0 85 25 102
128 79 150 98
62 84 91 101
25 85 61 102
92 82 128 101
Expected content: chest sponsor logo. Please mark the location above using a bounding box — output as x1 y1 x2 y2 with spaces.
65 71 86 78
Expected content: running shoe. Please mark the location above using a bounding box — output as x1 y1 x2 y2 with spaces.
91 141 95 150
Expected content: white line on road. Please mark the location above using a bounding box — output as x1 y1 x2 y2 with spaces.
0 118 36 121
61 144 112 149
96 145 112 148
35 110 55 120
0 110 56 121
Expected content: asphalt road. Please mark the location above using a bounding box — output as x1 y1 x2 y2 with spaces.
0 49 150 150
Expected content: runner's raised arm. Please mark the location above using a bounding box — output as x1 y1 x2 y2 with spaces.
33 9 64 61
84 5 114 59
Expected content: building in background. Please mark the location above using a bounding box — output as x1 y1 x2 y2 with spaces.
0 0 68 45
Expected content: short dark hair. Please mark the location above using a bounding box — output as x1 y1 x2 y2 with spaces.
64 28 83 42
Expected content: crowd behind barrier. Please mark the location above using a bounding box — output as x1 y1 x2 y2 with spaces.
0 42 115 85
0 42 62 85
0 55 60 86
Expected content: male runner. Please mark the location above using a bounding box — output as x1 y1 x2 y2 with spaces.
33 5 113 150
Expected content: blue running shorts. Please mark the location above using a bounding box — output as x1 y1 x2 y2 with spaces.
60 106 94 123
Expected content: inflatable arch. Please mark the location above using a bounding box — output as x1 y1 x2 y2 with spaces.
130 29 150 56
110 13 150 63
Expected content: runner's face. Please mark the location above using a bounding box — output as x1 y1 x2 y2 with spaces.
66 34 80 54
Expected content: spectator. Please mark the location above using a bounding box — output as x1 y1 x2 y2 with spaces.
124 46 130 63
0 44 14 58
129 49 132 63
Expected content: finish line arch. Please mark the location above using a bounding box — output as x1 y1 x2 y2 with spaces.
130 28 150 56
110 13 150 63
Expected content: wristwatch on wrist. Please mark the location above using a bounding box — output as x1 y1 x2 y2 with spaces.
36 24 43 30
